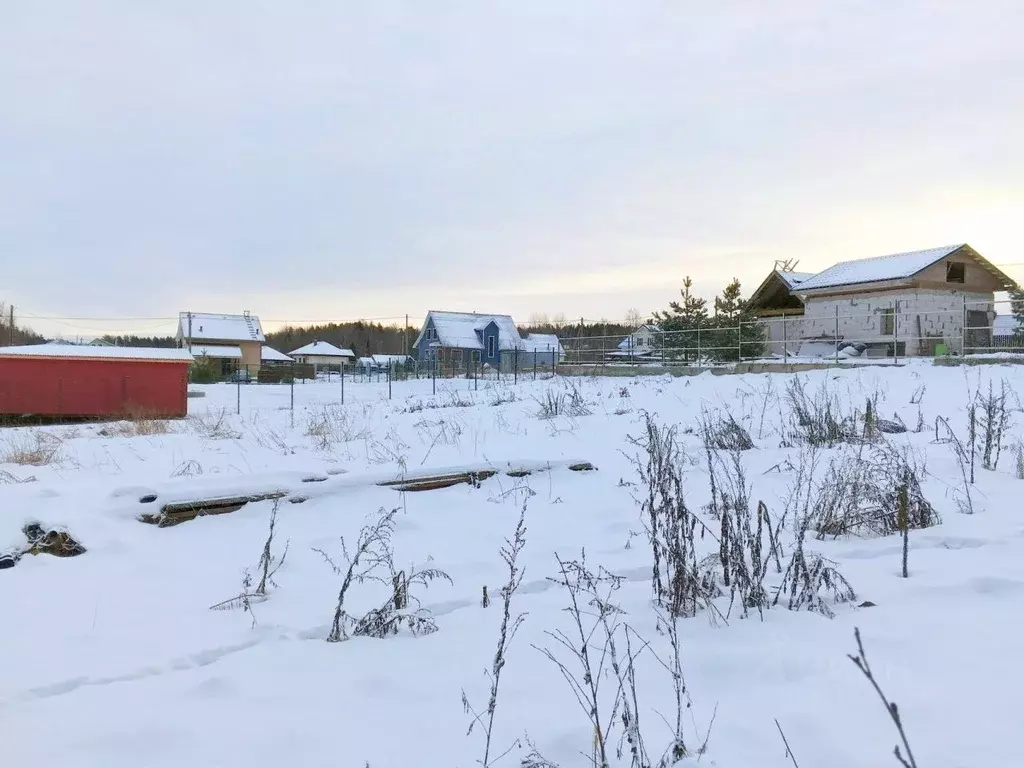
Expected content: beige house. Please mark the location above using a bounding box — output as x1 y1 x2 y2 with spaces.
177 311 265 376
289 340 355 372
751 244 1017 357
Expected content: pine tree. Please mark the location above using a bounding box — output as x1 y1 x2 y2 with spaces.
713 278 747 320
659 276 708 327
1010 288 1024 340
656 276 709 361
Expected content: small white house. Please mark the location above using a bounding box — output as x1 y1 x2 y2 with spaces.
611 324 661 359
521 333 565 367
288 341 355 371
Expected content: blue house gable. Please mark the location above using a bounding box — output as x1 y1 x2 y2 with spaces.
412 310 524 371
481 320 500 364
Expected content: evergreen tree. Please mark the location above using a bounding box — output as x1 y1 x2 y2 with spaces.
706 278 765 362
1010 288 1024 340
713 278 747 320
656 276 709 360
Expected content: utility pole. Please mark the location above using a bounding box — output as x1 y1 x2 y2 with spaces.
8 305 13 346
187 311 193 352
404 314 409 357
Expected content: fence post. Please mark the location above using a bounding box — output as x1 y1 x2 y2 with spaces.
737 319 743 362
236 375 241 415
552 347 556 375
514 348 518 384
388 361 393 399
474 358 479 390
341 364 345 404
962 295 968 355
782 312 787 360
834 305 840 364
697 327 701 363
432 358 436 395
894 299 900 364
290 363 295 429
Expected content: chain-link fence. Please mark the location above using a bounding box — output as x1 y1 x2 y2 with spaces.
556 299 1024 370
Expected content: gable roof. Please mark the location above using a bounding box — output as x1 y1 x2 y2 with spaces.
747 269 814 312
522 333 564 354
178 312 265 343
288 341 355 358
261 346 293 363
796 244 1016 293
414 311 524 351
777 271 815 289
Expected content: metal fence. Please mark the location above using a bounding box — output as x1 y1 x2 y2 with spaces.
556 299 1024 369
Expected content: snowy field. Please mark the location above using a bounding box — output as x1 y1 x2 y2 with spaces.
2 366 1023 767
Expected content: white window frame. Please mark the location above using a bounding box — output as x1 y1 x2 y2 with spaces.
487 336 497 358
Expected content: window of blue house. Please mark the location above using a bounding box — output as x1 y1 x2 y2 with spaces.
487 336 496 358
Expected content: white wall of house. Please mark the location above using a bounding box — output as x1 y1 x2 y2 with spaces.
294 354 351 368
622 326 659 353
757 290 996 356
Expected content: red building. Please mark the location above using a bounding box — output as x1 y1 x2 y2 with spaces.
0 345 194 419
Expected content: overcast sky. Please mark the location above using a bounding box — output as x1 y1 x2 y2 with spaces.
2 1 1022 338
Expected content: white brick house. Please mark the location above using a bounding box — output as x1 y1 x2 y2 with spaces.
753 244 1016 357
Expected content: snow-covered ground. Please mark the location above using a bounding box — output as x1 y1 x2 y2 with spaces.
1 366 1022 767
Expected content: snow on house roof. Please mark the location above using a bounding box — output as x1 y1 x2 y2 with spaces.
414 311 524 351
371 354 412 365
777 271 815 288
261 347 293 362
0 344 194 363
190 345 243 360
288 341 355 358
796 245 967 292
522 333 564 354
177 312 265 343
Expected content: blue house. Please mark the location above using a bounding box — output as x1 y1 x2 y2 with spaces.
413 311 525 372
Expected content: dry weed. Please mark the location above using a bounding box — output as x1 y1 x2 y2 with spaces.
1 432 64 466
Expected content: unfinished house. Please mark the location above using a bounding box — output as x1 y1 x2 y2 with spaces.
792 244 1016 357
746 269 814 356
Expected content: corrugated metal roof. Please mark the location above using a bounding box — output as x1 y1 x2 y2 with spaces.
797 245 966 292
0 344 194 362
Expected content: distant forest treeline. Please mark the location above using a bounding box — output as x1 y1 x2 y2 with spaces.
0 303 45 346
